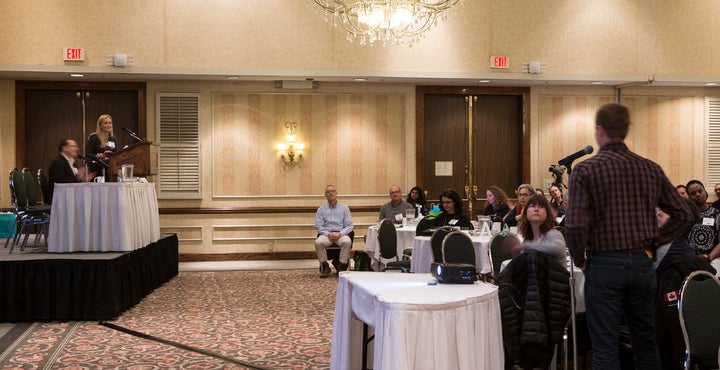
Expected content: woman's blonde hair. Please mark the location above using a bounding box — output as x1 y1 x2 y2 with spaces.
91 114 114 145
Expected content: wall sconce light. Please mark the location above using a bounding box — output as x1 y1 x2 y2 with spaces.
277 121 305 164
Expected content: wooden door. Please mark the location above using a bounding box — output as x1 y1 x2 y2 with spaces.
16 81 146 175
417 87 528 217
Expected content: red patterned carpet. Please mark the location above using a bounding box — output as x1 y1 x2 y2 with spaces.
0 269 338 369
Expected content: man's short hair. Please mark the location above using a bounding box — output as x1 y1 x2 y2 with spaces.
596 103 630 141
686 179 705 191
58 139 69 152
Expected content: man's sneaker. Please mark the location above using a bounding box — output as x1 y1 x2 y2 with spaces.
319 262 331 278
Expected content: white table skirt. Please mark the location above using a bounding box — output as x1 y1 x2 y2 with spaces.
364 225 416 263
410 235 492 275
331 272 504 370
48 182 160 252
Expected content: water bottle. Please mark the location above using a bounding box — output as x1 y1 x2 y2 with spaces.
117 169 122 182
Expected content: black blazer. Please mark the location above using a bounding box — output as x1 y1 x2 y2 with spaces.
47 154 79 204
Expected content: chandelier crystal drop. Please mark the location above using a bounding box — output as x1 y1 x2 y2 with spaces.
311 0 460 46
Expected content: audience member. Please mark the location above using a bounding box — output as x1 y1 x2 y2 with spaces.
430 188 473 229
712 183 720 209
565 103 694 369
504 184 534 227
484 185 511 222
676 184 688 199
548 184 567 218
314 185 354 278
519 194 566 267
86 114 118 176
378 185 414 222
685 179 720 272
48 138 94 204
535 187 545 196
406 186 427 216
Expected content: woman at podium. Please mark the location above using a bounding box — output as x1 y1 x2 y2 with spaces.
86 114 118 178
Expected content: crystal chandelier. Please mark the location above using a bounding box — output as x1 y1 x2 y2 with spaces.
311 0 460 46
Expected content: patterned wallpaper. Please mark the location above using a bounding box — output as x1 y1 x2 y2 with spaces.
210 92 407 200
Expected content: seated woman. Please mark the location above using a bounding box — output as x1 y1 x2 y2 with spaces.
430 188 473 229
86 114 118 177
484 185 511 223
504 184 535 227
406 186 427 216
518 194 567 267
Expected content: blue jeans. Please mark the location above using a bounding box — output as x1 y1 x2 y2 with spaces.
584 251 660 370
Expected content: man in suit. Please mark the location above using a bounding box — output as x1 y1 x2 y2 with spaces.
48 138 93 203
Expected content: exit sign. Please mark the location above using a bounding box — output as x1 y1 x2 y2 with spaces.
490 55 509 69
63 48 85 61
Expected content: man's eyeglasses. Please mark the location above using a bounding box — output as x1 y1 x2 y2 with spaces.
325 190 336 194
517 192 532 197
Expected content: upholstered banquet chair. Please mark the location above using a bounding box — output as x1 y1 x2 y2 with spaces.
430 227 453 263
678 270 720 370
488 232 521 278
9 168 51 252
441 230 476 266
377 218 409 271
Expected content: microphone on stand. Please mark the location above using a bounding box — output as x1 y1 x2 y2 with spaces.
122 127 144 143
85 153 109 168
558 145 593 166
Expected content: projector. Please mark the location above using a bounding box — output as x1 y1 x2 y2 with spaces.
431 263 478 284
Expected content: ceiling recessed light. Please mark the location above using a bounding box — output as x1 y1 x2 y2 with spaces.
706 82 718 86
591 81 604 85
478 79 491 83
225 76 239 80
70 73 84 78
354 78 367 82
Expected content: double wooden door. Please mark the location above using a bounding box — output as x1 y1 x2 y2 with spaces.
16 81 146 176
417 87 528 218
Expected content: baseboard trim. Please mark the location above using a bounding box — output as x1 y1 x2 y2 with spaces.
179 251 317 262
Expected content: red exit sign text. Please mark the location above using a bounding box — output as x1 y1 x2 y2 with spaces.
63 48 85 61
490 56 509 69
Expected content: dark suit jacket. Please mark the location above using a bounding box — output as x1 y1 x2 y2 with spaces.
48 154 79 204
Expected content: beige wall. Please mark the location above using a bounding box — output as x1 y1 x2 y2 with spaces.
1 1 720 80
2 1 720 254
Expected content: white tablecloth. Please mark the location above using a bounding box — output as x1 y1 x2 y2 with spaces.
330 271 504 370
410 234 492 275
48 182 160 252
364 225 416 263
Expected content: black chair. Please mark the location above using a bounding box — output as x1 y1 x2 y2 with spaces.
488 232 521 278
37 169 50 205
441 231 476 266
377 218 409 271
678 270 720 370
10 168 50 252
324 230 355 272
430 226 454 263
415 217 433 236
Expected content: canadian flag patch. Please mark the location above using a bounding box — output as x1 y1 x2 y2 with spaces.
664 290 679 303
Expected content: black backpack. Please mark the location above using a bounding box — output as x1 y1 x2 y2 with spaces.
353 251 372 271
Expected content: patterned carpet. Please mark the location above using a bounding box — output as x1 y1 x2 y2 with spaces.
0 269 339 369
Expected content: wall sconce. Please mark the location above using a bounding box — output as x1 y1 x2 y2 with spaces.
277 121 305 164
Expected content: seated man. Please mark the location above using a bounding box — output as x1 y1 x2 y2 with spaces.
378 185 414 222
686 180 720 273
48 138 94 204
314 185 354 278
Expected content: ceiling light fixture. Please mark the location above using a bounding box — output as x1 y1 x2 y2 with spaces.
705 82 718 86
311 0 460 46
70 74 84 78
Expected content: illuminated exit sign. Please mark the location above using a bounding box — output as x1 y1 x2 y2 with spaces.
63 48 85 61
490 55 509 69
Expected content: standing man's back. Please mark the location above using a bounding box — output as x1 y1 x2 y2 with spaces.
565 103 694 369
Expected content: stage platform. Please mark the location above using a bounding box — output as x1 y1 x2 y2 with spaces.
0 234 178 322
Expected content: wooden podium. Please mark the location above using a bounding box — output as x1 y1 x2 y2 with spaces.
107 142 159 177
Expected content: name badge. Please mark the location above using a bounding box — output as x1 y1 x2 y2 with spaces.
449 219 458 225
107 141 116 149
702 217 715 226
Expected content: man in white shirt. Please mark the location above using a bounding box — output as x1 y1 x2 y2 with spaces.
315 185 354 278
